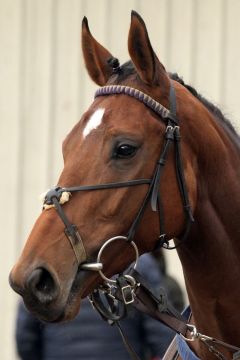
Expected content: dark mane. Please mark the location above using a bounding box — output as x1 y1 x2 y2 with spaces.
115 61 239 141
169 73 239 139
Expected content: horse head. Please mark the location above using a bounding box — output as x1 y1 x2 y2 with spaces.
9 11 198 323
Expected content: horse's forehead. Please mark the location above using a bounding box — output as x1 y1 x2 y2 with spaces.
85 95 151 132
64 95 160 159
82 108 105 139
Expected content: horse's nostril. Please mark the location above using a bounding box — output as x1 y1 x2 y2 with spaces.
34 269 53 293
27 268 59 304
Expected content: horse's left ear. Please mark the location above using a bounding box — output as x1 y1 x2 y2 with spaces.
128 11 167 86
82 17 114 86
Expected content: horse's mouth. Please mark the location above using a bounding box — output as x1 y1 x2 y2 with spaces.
46 270 101 323
52 269 101 322
62 268 101 319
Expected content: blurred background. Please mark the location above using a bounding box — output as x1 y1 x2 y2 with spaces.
1 0 240 359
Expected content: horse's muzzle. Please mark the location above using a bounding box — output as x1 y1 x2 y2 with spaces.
9 265 68 322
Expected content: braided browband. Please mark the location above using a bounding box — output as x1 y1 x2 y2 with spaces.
94 85 172 123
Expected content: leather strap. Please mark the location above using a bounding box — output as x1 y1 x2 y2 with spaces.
90 289 126 322
90 270 240 360
130 269 189 336
51 197 87 264
63 179 151 193
174 127 194 223
151 125 175 212
115 321 141 360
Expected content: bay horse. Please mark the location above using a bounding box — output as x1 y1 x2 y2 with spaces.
9 11 240 360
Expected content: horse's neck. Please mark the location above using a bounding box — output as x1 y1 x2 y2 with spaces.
177 127 240 359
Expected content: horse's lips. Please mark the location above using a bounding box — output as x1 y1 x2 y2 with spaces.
52 268 101 322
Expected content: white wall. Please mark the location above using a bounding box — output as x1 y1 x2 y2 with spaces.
1 1 240 359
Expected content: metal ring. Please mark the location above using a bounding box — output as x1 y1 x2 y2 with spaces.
96 236 139 284
123 274 136 287
180 324 198 342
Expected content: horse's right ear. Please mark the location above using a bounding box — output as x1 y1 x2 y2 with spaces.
82 17 114 86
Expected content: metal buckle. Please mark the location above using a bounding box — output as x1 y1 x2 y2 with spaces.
121 284 134 305
165 125 173 132
120 274 136 305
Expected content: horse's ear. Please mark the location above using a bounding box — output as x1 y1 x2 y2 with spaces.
82 17 114 86
128 11 166 85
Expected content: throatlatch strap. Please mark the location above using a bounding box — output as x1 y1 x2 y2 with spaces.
174 128 194 223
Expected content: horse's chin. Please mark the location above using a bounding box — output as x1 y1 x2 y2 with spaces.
49 297 82 323
23 297 82 323
21 296 69 323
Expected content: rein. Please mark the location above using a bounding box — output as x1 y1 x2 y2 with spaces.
90 260 240 360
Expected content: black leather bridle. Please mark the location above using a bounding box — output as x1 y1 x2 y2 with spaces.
42 82 240 360
43 81 194 268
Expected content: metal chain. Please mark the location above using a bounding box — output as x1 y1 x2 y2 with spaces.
201 339 227 360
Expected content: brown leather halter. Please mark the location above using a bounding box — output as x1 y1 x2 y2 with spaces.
43 81 194 268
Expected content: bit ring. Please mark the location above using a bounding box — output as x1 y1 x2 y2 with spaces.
96 236 139 284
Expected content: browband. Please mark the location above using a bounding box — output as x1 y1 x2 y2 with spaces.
95 85 177 124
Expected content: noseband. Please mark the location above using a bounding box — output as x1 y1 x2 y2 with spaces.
43 82 194 272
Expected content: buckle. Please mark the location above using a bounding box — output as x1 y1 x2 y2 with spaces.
121 284 134 305
165 126 175 141
116 274 136 305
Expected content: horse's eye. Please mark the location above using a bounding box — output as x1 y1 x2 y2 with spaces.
114 144 138 159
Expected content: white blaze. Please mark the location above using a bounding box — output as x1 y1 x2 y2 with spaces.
83 108 105 138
